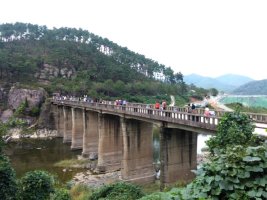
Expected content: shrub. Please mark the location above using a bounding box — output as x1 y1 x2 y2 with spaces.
0 122 8 153
206 109 256 154
89 182 145 200
0 155 17 200
14 99 28 117
51 188 71 200
183 144 267 199
29 106 40 117
18 170 55 200
69 184 93 200
7 117 27 128
140 188 184 200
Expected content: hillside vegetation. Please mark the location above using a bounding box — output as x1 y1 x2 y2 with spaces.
0 22 213 104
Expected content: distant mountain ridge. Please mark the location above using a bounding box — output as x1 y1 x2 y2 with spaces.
232 79 267 95
184 74 254 92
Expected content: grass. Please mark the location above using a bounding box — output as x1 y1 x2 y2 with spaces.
70 184 94 200
54 158 91 168
142 181 161 194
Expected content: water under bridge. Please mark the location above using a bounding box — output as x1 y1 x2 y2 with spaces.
50 99 267 187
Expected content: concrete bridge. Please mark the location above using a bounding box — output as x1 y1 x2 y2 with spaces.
50 99 267 187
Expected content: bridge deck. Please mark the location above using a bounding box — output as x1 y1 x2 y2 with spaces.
52 99 266 135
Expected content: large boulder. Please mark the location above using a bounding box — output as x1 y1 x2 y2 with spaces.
8 87 47 110
0 109 13 123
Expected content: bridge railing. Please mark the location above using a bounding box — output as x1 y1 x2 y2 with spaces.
121 102 267 123
53 100 267 130
52 99 220 131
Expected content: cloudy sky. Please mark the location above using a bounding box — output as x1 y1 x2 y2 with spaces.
1 0 267 80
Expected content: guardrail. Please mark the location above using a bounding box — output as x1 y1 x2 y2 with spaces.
52 99 219 132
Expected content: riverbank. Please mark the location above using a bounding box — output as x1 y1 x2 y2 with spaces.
5 128 211 189
7 128 58 141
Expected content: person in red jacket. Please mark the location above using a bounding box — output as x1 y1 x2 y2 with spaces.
155 101 160 109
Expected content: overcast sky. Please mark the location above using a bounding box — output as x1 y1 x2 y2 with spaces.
1 0 267 80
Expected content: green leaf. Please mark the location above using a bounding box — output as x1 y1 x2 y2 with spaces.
248 190 257 197
256 188 263 197
237 170 250 178
262 191 267 198
211 187 221 196
245 166 263 172
219 181 227 190
234 184 245 189
206 176 214 185
254 178 267 186
215 175 223 181
243 156 261 162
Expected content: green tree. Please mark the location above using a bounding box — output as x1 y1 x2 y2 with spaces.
0 122 17 200
206 109 256 154
18 170 55 200
209 88 218 96
0 155 17 200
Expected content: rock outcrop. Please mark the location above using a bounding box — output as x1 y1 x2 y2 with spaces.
8 86 47 110
34 63 76 83
37 99 56 129
0 109 13 123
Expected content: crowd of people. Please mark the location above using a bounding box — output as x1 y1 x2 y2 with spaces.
53 94 215 120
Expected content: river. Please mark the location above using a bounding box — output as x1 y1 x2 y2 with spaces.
5 130 264 185
4 137 85 184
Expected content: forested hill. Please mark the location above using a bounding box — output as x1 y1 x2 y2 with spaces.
0 23 182 82
0 22 212 103
232 79 267 95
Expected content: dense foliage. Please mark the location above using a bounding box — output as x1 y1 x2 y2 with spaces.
0 154 17 200
206 109 257 154
18 170 55 200
184 144 267 200
89 182 145 200
51 188 71 200
139 188 184 200
0 122 8 153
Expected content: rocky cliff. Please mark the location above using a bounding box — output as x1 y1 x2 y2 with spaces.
8 87 47 110
0 86 48 123
34 63 76 84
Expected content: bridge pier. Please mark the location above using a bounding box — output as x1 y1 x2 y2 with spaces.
82 111 99 159
160 127 197 189
97 114 123 172
121 118 155 184
56 105 64 137
71 108 83 149
63 106 72 143
50 104 58 130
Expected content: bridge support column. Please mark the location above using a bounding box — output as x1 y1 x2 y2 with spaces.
121 118 155 184
160 127 197 189
50 104 58 130
71 108 83 149
97 113 122 172
57 105 64 137
82 111 99 159
63 106 72 143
